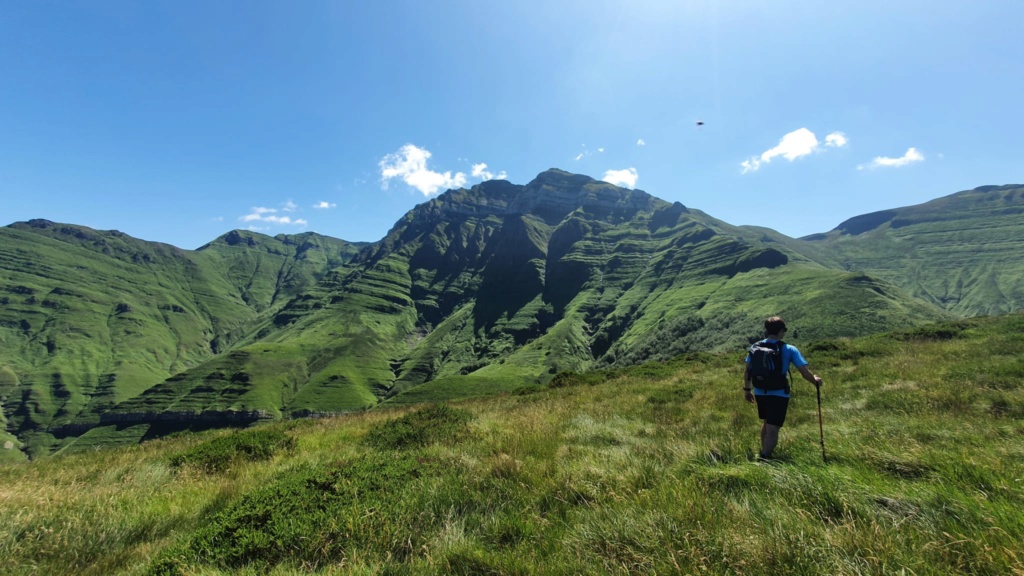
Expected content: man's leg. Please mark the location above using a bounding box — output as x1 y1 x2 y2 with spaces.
761 423 780 457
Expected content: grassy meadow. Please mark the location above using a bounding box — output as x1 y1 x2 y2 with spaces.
1 314 1022 575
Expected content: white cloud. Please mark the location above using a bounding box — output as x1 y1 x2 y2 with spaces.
470 163 508 182
602 168 639 189
212 216 224 222
283 200 298 212
313 201 337 209
825 132 848 148
240 211 266 222
740 158 760 174
741 127 847 174
380 144 467 196
858 147 925 170
762 128 819 161
637 138 646 147
471 163 490 179
240 207 308 226
598 147 605 153
574 153 584 161
263 215 307 225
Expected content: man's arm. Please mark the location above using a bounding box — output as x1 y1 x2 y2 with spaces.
797 365 823 387
743 369 754 403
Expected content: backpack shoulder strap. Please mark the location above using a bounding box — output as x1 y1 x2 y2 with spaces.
778 340 793 385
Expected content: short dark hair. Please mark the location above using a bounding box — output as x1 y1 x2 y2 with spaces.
765 316 787 336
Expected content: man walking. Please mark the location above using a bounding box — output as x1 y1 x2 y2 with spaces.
744 316 822 460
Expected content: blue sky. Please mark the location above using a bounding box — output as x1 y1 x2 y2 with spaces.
2 1 1021 249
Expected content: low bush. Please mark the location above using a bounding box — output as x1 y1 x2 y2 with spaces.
363 403 473 450
169 427 293 473
150 452 449 574
888 320 971 341
547 370 608 388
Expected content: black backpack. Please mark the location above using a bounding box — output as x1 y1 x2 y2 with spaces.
747 340 790 392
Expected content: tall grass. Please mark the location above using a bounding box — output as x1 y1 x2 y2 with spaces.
2 315 1023 574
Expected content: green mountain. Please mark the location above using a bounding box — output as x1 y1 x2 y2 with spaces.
0 220 365 456
6 171 1018 459
801 184 1024 315
100 170 948 431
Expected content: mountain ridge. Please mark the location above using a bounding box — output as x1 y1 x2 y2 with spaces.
0 221 368 456
94 172 949 427
2 172 1019 458
800 183 1024 315
803 184 1024 239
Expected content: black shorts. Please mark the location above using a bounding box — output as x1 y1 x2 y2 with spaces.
755 394 790 427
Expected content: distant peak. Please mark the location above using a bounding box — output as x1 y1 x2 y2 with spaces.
199 229 267 250
537 168 578 178
971 184 1023 193
527 168 596 189
23 218 57 228
9 219 101 238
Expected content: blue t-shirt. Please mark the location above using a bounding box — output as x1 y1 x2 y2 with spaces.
745 338 808 398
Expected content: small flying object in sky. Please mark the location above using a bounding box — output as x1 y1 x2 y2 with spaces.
696 120 705 127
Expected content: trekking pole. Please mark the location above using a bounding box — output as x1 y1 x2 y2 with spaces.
815 382 827 463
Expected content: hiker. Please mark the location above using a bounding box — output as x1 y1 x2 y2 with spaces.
744 316 822 459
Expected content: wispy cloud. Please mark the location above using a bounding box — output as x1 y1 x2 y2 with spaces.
741 128 846 174
858 147 924 170
313 201 337 209
574 144 606 161
380 144 467 196
240 207 308 226
637 138 646 147
211 216 224 222
470 163 508 182
283 200 298 212
602 168 638 189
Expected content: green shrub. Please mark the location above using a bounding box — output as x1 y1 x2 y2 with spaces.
889 320 970 341
363 404 473 450
169 427 293 473
547 370 607 388
151 452 447 573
